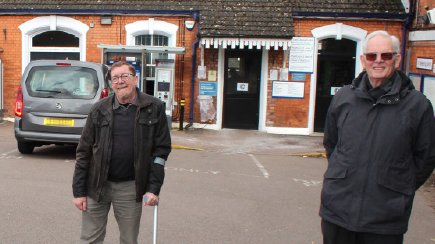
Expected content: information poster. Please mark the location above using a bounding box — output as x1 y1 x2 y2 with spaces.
199 82 217 96
289 37 315 73
272 81 305 99
422 76 435 113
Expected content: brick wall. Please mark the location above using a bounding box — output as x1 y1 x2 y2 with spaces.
407 0 435 76
265 19 404 128
0 15 196 119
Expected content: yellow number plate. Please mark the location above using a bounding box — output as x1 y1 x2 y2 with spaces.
43 118 75 127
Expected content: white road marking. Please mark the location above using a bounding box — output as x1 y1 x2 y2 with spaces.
1 149 19 156
248 154 269 179
230 173 265 178
293 178 322 187
165 166 220 175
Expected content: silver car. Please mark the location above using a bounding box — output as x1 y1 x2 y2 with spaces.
14 60 112 154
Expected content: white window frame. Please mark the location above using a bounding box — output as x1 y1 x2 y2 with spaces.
19 15 89 73
125 18 178 61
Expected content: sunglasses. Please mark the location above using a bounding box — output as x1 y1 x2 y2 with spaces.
364 52 397 61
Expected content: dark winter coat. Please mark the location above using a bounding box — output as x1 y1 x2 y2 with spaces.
320 70 435 235
72 89 171 202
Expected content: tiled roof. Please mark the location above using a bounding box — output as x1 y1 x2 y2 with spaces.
291 0 406 14
0 0 406 38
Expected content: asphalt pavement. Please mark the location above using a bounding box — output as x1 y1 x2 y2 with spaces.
1 120 435 243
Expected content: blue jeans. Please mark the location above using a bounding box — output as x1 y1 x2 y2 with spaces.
80 181 142 244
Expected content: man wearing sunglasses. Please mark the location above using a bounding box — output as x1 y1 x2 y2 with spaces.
321 30 435 244
72 61 171 243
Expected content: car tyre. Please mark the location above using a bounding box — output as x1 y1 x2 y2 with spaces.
18 142 35 154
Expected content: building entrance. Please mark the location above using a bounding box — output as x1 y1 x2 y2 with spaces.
223 49 262 129
314 38 356 132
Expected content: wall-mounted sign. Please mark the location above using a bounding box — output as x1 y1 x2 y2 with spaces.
416 57 433 70
272 81 304 99
207 70 217 81
330 87 342 95
199 82 217 96
237 83 249 92
291 73 306 81
289 37 315 74
269 70 278 80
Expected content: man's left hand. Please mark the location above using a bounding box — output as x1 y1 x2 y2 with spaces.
143 192 159 206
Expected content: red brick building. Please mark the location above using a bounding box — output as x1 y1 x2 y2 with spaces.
0 0 429 135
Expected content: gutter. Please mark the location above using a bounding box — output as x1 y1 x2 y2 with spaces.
0 9 196 17
185 12 200 130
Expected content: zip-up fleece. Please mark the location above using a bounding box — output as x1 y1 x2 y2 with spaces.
72 88 171 202
320 70 435 235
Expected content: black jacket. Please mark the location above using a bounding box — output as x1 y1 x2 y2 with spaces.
72 89 171 202
321 70 435 234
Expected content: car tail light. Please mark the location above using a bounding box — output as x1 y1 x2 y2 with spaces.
56 63 72 66
15 85 23 117
100 88 108 99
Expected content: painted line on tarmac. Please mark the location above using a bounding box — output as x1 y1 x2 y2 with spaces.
286 152 326 158
230 173 265 178
1 149 18 156
172 145 204 151
248 154 269 179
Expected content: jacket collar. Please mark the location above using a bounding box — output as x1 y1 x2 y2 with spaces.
352 70 414 104
100 88 152 114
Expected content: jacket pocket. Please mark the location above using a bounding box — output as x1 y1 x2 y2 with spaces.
324 166 347 179
93 117 109 145
138 117 159 140
378 172 413 196
139 117 158 126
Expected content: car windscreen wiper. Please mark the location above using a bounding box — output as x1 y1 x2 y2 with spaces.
35 89 62 93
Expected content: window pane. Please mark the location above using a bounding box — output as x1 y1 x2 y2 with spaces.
135 35 152 45
153 35 168 46
33 31 79 47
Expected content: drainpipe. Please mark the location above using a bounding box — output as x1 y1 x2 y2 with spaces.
400 15 410 71
185 12 200 129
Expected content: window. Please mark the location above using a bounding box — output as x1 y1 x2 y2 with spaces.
31 31 80 61
136 34 169 95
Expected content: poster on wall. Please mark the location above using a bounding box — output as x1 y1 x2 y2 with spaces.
422 75 435 113
288 37 315 73
272 81 304 99
409 73 422 91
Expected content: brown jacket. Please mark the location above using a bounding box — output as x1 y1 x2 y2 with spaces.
72 89 171 202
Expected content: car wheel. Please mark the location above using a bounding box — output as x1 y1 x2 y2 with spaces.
18 142 35 154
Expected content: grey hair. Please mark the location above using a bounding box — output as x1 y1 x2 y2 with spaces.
362 30 400 54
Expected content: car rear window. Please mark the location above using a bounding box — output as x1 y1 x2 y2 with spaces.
26 66 100 99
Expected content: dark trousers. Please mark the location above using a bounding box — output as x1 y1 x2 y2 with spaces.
321 219 404 244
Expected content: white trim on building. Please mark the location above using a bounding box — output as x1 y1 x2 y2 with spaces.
19 15 89 73
125 18 179 60
201 38 292 50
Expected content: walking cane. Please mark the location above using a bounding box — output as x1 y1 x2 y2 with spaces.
153 204 158 244
144 195 159 244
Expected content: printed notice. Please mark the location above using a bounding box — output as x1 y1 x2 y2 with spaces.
272 81 304 99
289 37 315 73
416 57 433 71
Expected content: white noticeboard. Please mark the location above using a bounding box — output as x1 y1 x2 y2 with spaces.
289 37 315 73
272 81 304 99
423 76 435 113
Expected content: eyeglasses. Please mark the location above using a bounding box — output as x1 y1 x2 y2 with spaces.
364 52 397 61
111 73 133 83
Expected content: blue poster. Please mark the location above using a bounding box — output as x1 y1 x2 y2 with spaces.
199 82 217 96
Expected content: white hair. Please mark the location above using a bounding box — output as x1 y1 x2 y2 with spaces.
362 30 400 54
